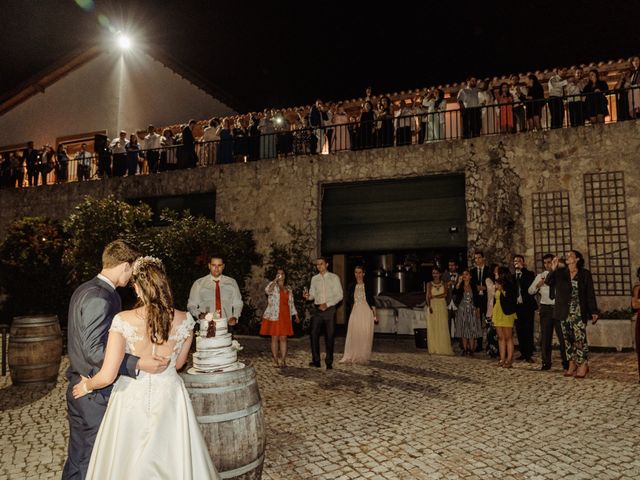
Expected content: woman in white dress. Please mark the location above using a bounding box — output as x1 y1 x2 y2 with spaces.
340 266 377 364
331 102 351 152
478 80 497 135
72 256 218 480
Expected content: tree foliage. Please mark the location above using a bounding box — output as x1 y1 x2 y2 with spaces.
0 217 68 318
63 196 153 288
142 210 262 330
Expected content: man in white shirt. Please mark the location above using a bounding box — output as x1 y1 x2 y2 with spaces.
144 125 162 174
528 253 568 372
75 143 93 182
110 131 128 177
442 259 459 335
509 75 528 132
187 255 243 326
303 257 343 369
548 69 568 129
565 68 587 127
394 98 414 146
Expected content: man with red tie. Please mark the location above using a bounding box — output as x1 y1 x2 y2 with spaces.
188 255 243 325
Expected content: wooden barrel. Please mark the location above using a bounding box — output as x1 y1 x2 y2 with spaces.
181 365 265 479
9 315 63 385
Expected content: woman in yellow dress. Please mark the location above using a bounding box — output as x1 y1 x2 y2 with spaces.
493 266 518 367
426 268 454 355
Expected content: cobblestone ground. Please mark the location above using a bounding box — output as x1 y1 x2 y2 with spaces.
1 336 639 480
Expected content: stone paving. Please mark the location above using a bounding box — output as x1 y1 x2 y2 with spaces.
1 336 639 480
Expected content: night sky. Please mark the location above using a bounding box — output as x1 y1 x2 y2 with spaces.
2 0 640 112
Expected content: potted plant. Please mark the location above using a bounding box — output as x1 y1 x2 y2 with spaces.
587 307 636 351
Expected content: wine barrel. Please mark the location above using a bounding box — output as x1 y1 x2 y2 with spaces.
182 365 265 479
9 315 63 385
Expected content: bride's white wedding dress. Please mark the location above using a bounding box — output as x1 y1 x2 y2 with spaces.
86 313 219 479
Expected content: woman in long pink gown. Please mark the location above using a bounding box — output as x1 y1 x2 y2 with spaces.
340 266 377 364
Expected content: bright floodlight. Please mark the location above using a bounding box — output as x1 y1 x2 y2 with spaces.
116 33 132 50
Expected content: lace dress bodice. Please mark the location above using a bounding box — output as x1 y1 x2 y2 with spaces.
110 312 195 371
353 284 367 305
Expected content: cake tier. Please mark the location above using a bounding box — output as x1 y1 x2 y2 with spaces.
198 317 228 336
193 348 237 368
196 333 232 350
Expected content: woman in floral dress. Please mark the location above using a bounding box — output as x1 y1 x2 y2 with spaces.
453 270 482 356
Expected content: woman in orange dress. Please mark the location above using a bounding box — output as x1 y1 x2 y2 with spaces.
496 82 515 133
260 269 299 367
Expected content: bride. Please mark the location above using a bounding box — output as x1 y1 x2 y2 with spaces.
73 256 219 479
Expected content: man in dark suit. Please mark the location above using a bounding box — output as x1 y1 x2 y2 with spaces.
470 251 490 351
23 141 39 187
442 259 460 335
62 240 169 480
513 254 537 362
181 119 198 169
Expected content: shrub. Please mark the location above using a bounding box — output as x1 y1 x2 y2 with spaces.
0 217 68 320
141 210 262 332
63 196 152 288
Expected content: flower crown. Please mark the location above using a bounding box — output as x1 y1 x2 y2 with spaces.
132 256 164 276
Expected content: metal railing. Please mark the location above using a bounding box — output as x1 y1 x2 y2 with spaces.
1 86 639 189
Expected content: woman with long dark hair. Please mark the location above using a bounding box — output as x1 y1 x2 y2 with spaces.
340 265 377 364
546 250 598 378
359 101 376 149
426 267 454 355
583 69 610 124
72 256 219 478
492 266 517 368
524 74 545 131
453 270 482 356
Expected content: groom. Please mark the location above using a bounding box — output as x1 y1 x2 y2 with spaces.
62 240 170 479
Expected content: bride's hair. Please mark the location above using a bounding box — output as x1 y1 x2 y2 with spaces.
132 256 173 344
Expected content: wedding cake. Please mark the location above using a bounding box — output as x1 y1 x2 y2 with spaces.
191 313 242 373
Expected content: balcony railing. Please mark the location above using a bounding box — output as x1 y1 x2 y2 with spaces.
1 86 639 189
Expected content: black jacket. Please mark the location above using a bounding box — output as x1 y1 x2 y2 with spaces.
514 268 538 311
66 276 139 395
545 267 598 323
346 282 375 317
496 282 518 316
454 282 480 308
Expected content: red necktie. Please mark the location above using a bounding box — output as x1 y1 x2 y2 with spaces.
214 280 222 316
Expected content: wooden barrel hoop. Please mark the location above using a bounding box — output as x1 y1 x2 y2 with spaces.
182 365 266 480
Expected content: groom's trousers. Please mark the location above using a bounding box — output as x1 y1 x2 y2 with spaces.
62 377 109 479
310 306 336 366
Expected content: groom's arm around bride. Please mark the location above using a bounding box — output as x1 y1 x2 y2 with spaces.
62 241 169 480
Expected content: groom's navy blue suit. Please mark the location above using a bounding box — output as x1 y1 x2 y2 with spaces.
62 276 139 480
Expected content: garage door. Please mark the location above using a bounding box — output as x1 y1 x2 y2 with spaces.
321 174 467 254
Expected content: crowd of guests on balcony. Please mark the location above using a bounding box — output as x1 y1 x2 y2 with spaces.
2 57 640 189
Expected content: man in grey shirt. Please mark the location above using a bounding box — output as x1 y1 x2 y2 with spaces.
457 77 481 138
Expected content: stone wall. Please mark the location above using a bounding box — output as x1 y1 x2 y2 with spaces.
2 121 639 314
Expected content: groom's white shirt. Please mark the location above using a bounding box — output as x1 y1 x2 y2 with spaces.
97 273 115 290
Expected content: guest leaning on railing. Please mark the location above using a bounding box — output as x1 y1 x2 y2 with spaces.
76 143 93 181
583 69 609 125
56 144 69 183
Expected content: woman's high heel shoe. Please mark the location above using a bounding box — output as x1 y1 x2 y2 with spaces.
564 361 577 377
575 363 589 379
